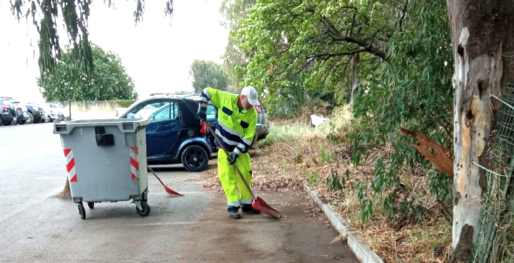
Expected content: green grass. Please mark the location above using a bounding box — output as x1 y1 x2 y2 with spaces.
265 124 314 143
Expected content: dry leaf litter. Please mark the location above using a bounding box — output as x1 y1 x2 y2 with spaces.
201 114 451 263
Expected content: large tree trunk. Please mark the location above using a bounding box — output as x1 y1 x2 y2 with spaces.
447 1 514 262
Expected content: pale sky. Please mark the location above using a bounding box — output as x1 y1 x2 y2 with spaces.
0 0 229 102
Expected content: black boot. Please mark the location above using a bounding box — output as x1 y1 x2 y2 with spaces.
227 206 241 219
242 204 261 214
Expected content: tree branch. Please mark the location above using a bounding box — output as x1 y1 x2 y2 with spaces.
438 200 452 223
309 48 367 60
347 13 357 38
397 0 409 32
331 36 388 60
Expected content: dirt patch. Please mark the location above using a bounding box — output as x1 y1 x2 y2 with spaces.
202 139 452 263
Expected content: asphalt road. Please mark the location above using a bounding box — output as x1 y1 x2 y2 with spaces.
0 122 358 263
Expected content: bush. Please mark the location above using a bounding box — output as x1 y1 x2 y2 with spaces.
116 100 137 108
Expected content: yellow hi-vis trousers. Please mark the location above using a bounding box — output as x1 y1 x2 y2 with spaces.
217 149 253 207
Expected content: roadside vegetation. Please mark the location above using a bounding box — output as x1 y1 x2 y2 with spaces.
9 0 513 261
265 106 451 262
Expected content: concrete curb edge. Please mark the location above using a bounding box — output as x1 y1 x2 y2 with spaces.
304 183 384 263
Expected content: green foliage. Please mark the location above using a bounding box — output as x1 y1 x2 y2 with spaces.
10 0 173 78
352 0 453 221
233 0 400 116
318 148 334 163
189 60 230 93
116 100 137 108
325 169 348 198
306 171 320 184
38 43 137 101
220 0 255 90
223 0 454 221
174 90 193 95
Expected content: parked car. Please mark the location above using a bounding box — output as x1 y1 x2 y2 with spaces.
24 102 45 123
0 98 29 125
43 103 68 122
8 100 29 124
118 96 212 172
0 100 14 126
254 105 270 143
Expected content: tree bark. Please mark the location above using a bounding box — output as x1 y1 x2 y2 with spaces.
350 54 360 106
446 1 514 262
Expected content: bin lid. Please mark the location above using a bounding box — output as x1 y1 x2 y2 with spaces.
53 118 150 135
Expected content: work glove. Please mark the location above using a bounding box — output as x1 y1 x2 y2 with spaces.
197 104 207 121
228 151 239 165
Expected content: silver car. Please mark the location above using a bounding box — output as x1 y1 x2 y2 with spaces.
253 105 270 146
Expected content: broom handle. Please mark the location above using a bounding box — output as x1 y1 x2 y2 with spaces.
148 166 164 184
205 122 256 200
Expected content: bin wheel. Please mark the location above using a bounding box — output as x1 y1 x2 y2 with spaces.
78 203 86 220
87 202 94 209
136 202 150 217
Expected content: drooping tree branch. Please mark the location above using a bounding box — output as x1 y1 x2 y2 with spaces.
397 0 409 32
400 127 454 177
331 36 388 60
309 48 367 60
10 0 174 77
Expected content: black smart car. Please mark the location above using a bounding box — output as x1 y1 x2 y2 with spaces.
118 96 212 172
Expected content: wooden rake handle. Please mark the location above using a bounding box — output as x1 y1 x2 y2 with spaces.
204 121 256 200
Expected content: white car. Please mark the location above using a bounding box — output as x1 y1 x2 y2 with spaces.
44 103 69 121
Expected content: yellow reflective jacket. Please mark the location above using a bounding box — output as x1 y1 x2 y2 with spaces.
200 87 257 154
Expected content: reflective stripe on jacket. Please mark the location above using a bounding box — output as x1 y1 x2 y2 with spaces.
200 87 257 154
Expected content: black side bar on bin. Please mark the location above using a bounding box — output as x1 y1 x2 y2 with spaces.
95 126 115 146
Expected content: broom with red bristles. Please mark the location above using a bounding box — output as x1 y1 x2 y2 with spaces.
205 122 281 219
148 166 183 196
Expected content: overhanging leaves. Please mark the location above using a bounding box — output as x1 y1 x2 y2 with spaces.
9 0 174 78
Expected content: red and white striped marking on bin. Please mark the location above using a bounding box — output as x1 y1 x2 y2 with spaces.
63 149 77 182
130 147 139 180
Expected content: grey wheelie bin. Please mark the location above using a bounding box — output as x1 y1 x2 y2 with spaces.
53 119 150 220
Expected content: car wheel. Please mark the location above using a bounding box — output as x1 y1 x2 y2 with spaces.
3 122 10 126
27 112 34 123
181 145 209 172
